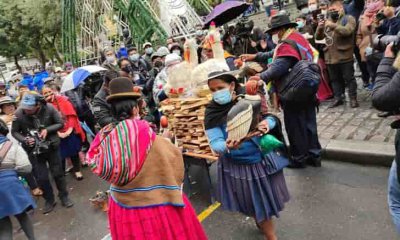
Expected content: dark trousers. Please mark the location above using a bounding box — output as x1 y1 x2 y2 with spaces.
282 103 321 163
0 212 35 240
29 148 68 203
354 45 370 85
327 61 357 101
62 154 81 173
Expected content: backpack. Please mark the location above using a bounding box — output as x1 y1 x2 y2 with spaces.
276 39 321 103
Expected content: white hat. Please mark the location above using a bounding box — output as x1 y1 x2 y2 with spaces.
157 46 170 57
164 53 182 68
142 42 152 48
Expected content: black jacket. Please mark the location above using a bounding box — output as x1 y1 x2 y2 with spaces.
12 103 63 150
372 57 400 183
92 87 115 128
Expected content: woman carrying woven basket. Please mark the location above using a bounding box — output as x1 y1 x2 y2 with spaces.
87 77 207 240
204 71 290 240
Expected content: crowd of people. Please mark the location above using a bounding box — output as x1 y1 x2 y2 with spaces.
2 0 400 239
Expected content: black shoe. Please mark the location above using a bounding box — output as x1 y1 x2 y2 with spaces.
60 196 74 208
350 98 359 108
287 161 307 169
43 201 56 214
328 99 344 108
307 158 322 167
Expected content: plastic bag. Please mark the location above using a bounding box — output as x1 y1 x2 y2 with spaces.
259 134 283 154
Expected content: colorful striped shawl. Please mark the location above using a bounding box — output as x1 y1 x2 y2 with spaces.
87 119 156 186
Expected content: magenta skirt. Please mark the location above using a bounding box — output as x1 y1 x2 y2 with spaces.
108 194 208 240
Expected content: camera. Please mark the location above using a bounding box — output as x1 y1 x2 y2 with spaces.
373 34 400 54
317 13 325 21
236 17 254 38
376 12 386 22
28 130 50 156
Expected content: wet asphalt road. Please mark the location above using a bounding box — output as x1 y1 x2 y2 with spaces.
13 160 398 240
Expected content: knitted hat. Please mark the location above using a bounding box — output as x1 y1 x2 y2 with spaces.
106 77 141 103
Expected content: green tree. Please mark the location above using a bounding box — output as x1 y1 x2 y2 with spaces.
20 0 63 66
0 0 63 69
0 0 31 70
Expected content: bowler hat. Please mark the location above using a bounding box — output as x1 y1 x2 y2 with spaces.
265 14 298 34
106 77 141 103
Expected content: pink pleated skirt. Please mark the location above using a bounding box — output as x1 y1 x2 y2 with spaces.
108 194 208 240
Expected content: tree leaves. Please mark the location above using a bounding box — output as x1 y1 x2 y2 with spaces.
0 0 62 66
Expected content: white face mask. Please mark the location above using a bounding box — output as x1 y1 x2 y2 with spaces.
172 50 181 56
272 34 280 44
321 10 328 15
106 56 116 64
309 4 318 12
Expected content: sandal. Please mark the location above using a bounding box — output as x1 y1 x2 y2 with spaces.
32 188 43 196
74 172 84 181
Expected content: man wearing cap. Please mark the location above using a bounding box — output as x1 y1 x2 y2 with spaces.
243 14 322 169
142 42 154 70
12 93 73 213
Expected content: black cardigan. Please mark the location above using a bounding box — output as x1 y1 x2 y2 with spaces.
372 57 400 183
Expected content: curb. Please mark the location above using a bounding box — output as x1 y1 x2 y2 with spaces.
320 139 395 167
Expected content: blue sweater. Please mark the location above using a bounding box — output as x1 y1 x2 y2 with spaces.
206 117 276 164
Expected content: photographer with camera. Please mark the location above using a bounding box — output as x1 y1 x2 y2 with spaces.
11 93 73 214
376 1 400 36
316 0 359 108
372 42 400 234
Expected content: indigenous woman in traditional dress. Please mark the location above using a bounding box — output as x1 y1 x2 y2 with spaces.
0 119 36 240
87 77 207 240
204 71 290 240
42 84 86 180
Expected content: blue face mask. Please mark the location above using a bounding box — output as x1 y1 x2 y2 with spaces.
145 47 153 55
212 88 232 105
296 21 305 29
129 54 140 62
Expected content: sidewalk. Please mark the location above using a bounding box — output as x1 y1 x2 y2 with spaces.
279 78 396 167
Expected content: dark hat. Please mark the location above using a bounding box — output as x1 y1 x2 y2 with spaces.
265 14 298 34
106 77 141 103
128 46 138 52
207 70 238 84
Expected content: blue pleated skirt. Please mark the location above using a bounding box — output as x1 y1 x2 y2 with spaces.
60 133 82 159
217 152 290 223
0 170 36 218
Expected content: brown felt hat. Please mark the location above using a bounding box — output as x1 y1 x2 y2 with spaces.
106 77 141 103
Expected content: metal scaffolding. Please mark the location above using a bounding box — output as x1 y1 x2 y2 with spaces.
62 0 211 66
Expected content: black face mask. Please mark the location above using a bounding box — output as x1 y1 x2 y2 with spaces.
329 10 340 22
122 65 133 73
154 60 164 69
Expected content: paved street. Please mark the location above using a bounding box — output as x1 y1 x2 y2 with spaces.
14 160 397 240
